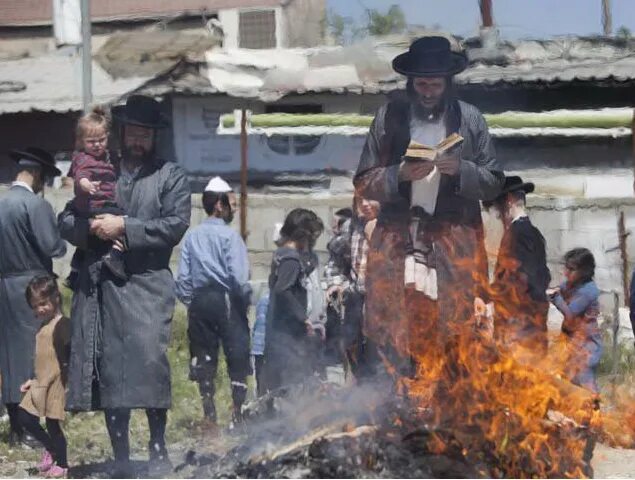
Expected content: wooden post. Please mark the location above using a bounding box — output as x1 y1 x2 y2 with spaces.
479 0 494 28
240 107 248 241
618 211 630 306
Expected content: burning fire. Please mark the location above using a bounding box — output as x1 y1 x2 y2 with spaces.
362 229 635 478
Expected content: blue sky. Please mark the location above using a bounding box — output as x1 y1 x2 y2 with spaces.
327 0 635 39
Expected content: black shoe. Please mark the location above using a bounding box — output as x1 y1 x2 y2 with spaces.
110 460 134 479
102 253 127 280
7 430 21 447
148 444 172 478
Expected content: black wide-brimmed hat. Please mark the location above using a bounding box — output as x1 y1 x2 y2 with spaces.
9 147 61 177
112 95 169 129
392 36 468 77
483 175 535 208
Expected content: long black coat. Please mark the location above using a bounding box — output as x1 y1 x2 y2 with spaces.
490 217 551 343
58 160 190 411
354 97 504 354
0 185 67 403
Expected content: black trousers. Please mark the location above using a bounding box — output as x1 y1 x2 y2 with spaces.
6 403 23 435
104 408 167 463
254 355 265 398
343 291 379 380
188 287 251 420
18 408 67 467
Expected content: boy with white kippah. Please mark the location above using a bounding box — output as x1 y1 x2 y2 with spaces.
176 176 251 426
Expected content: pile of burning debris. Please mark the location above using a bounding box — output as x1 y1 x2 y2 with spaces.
183 328 605 478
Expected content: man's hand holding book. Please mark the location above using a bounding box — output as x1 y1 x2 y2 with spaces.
401 133 463 178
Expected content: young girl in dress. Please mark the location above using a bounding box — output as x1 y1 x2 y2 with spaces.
263 208 324 392
547 248 602 393
18 276 71 478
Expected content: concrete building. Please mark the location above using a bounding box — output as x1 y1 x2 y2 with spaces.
0 0 326 182
0 0 326 50
125 35 635 194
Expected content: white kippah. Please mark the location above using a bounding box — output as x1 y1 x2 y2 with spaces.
204 176 233 193
272 222 283 243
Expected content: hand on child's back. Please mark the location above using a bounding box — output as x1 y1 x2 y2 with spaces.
20 379 32 393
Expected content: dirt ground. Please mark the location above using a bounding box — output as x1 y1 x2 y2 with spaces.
592 443 635 479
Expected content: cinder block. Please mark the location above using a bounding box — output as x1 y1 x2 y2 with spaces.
571 207 618 232
530 208 572 232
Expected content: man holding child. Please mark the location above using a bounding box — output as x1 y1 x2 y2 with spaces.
58 95 191 475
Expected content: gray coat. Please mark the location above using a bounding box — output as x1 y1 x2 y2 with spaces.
354 97 504 352
58 160 191 411
0 185 67 403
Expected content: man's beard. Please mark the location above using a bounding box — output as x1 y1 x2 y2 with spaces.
224 210 234 224
412 97 447 122
122 145 154 164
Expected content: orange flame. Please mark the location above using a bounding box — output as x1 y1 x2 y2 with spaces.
360 222 630 478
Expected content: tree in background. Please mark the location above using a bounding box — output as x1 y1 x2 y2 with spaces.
325 4 408 44
365 4 407 37
326 9 353 44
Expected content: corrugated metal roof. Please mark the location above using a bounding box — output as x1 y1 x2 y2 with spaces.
0 53 149 113
133 36 635 101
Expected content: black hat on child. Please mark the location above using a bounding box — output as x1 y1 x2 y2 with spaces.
9 147 61 177
483 176 535 208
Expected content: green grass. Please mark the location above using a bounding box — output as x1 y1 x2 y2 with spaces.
0 285 233 470
598 336 635 380
221 111 633 129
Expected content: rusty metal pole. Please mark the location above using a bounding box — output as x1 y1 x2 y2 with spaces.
240 108 248 241
618 211 630 306
632 109 635 193
479 0 494 28
602 0 612 36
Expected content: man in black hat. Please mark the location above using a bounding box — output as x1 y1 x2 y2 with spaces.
354 35 504 366
0 148 67 445
482 176 551 355
58 95 191 475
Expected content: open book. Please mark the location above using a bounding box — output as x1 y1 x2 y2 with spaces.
405 133 464 162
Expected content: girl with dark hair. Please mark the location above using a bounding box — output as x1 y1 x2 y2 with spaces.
547 248 602 393
19 275 71 477
263 208 324 391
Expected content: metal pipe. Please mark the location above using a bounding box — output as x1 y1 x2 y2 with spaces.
240 108 248 241
80 0 92 113
479 0 494 28
618 210 630 306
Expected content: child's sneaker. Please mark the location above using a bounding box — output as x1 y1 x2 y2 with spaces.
37 450 54 473
45 465 68 478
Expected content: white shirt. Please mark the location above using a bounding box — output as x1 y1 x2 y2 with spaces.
512 214 528 224
11 181 34 194
409 113 446 214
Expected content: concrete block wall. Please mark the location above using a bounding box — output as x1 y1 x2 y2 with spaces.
526 197 635 316
4 185 635 319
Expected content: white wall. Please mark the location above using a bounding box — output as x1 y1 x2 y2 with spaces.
171 96 366 175
217 8 239 49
